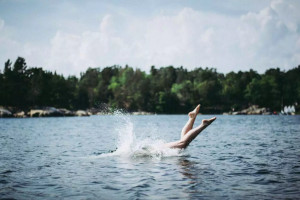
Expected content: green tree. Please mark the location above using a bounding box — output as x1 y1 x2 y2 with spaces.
2 57 30 108
245 75 280 110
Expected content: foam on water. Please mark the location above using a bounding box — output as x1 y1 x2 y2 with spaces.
98 110 182 159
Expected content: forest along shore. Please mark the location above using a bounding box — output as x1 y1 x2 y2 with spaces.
1 57 300 115
0 106 154 118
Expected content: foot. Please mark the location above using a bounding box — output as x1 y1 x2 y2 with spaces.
188 104 201 119
202 117 216 127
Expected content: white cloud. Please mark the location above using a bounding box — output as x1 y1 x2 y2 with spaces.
240 0 300 69
1 0 299 76
0 18 23 69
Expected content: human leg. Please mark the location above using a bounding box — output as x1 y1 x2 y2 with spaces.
165 117 216 149
181 105 200 139
181 117 216 148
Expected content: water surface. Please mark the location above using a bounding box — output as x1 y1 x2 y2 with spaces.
1 115 300 199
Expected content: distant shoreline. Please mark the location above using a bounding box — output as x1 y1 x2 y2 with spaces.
0 105 297 118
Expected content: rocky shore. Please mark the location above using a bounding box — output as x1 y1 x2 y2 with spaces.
1 105 294 118
0 107 93 118
0 106 154 118
223 105 273 115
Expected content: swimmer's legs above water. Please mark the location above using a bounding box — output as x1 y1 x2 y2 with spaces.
180 104 200 140
165 105 216 149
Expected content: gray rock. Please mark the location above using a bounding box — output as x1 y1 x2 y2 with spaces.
28 109 44 117
0 108 12 118
14 111 26 118
131 111 153 115
75 110 91 117
43 107 64 117
28 107 63 117
58 108 74 116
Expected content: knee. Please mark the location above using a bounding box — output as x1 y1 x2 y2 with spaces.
178 139 189 149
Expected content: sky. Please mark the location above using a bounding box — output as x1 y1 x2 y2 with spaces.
0 0 300 76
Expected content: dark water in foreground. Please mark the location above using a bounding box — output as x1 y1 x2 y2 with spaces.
1 115 300 199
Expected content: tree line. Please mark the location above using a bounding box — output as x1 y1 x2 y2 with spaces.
0 57 299 114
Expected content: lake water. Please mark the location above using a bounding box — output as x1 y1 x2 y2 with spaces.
1 114 300 199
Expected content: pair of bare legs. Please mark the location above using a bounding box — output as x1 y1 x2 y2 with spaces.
165 104 216 149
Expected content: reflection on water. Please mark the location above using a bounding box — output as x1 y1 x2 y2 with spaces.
179 158 198 181
177 158 202 196
0 115 300 199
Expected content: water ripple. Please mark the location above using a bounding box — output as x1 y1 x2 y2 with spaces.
0 115 300 199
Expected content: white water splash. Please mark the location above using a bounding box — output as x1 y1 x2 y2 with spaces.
98 111 182 159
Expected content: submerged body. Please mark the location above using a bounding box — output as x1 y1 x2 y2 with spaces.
165 105 216 149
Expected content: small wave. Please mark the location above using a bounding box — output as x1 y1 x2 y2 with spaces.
0 179 9 184
98 140 182 159
251 178 283 185
255 169 272 174
0 170 16 175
